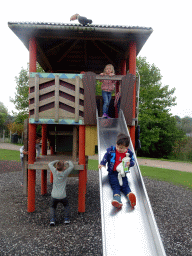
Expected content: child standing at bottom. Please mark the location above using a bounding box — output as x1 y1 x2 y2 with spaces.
98 133 136 208
48 160 74 226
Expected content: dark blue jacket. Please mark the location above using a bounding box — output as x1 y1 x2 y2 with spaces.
100 146 135 174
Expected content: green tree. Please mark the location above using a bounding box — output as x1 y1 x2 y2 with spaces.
0 102 13 137
10 63 44 123
10 66 29 114
0 102 8 128
137 57 184 158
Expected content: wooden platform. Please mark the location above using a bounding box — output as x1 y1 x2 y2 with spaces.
28 154 87 177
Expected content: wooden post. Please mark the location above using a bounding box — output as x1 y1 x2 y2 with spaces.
72 126 78 162
78 125 86 213
55 75 59 122
28 37 37 212
75 76 80 122
50 136 54 184
34 74 40 122
23 119 28 195
129 42 136 148
28 123 36 212
29 37 37 73
121 59 127 75
41 124 47 195
116 60 127 118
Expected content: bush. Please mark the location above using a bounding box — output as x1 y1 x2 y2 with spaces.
171 136 192 161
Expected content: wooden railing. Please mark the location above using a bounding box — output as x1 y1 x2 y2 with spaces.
29 72 136 126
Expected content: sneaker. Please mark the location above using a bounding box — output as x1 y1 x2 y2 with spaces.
50 219 56 226
127 192 136 208
64 218 70 224
102 113 108 118
112 195 123 208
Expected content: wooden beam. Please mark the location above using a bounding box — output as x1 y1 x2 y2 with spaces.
72 126 78 162
92 40 114 64
34 74 39 122
75 76 80 122
84 40 87 67
23 119 28 195
96 75 124 81
58 40 79 62
37 41 53 71
29 37 37 73
46 39 71 55
55 75 59 122
29 97 55 110
28 163 85 171
37 34 131 42
100 41 123 54
49 131 73 135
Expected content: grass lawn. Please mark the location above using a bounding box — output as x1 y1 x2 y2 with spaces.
88 159 192 190
140 165 192 190
0 149 20 162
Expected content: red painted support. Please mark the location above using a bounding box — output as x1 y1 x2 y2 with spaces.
28 37 37 212
115 60 126 118
41 124 47 195
121 59 127 75
78 125 86 212
129 42 136 148
29 37 37 72
28 124 36 212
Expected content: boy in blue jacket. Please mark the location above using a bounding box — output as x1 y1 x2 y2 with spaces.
99 133 136 208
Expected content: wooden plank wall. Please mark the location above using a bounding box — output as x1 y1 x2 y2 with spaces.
29 75 84 122
29 73 136 126
83 72 97 125
120 74 136 126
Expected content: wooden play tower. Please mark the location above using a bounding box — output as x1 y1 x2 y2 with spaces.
8 21 153 213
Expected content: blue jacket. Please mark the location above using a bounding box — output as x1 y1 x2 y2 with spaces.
100 146 135 174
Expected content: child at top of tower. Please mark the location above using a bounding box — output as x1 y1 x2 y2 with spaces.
48 160 74 226
98 133 136 209
100 64 116 118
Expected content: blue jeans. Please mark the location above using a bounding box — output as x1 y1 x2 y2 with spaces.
108 172 131 196
102 91 112 115
50 197 69 221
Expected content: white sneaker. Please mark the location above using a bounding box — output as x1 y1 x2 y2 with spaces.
64 218 70 224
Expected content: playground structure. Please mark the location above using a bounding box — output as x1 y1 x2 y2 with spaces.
8 21 166 255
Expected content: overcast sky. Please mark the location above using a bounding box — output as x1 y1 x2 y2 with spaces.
1 0 191 118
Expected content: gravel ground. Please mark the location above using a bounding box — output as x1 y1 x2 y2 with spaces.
0 160 192 256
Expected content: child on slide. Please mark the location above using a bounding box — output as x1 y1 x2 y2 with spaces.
98 133 136 208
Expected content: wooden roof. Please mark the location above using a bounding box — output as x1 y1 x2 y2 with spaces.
8 22 153 73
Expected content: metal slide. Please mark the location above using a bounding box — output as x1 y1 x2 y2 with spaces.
97 110 166 256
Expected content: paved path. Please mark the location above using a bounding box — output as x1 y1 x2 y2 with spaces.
0 143 21 151
1 143 191 173
89 154 192 173
138 158 192 173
